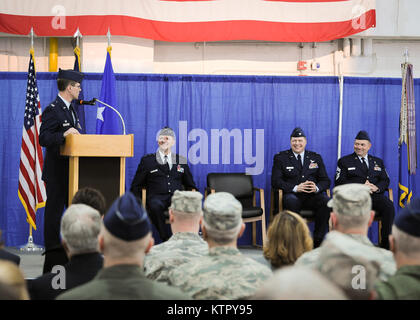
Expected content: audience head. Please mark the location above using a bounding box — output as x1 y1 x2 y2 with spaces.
202 192 244 245
327 183 373 232
60 204 102 257
0 260 29 300
253 266 347 300
71 187 107 217
101 192 153 264
316 231 381 300
263 210 313 269
390 198 420 262
169 190 203 232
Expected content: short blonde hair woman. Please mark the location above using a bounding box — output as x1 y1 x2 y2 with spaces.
263 210 313 269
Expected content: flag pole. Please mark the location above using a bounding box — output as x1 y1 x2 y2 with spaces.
19 29 44 252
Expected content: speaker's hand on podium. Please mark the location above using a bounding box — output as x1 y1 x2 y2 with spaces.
63 128 80 137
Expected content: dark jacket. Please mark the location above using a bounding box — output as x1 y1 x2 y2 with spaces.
39 96 81 183
335 152 390 194
56 264 189 300
28 252 103 300
130 152 196 199
271 149 331 193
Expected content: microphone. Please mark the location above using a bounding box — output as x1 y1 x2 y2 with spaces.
94 98 126 135
76 98 97 105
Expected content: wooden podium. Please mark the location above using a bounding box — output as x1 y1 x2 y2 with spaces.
60 134 134 210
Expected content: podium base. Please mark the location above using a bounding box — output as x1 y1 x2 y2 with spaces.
19 236 44 253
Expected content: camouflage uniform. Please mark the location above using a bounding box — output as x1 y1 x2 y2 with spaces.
144 232 208 283
167 246 272 300
296 183 396 281
167 192 272 300
296 233 396 281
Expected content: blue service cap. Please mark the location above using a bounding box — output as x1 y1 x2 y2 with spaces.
355 130 371 142
103 192 151 241
290 127 306 138
57 68 84 83
394 198 420 237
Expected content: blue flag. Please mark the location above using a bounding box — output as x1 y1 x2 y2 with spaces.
96 48 120 134
72 47 86 133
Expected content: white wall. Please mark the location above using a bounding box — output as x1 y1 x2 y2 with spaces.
0 0 419 78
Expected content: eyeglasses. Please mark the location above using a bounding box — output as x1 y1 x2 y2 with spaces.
72 84 81 89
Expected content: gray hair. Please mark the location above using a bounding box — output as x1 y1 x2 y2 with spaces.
392 225 420 258
334 212 372 230
60 204 102 254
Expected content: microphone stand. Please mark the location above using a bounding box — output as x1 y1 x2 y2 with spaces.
94 98 126 135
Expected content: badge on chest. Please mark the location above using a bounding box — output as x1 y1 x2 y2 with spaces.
177 165 184 173
309 160 318 169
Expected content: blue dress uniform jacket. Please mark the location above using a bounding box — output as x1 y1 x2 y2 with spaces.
271 149 331 245
335 152 394 249
335 152 390 193
130 152 197 241
130 152 196 198
39 96 81 273
271 149 331 193
39 96 82 184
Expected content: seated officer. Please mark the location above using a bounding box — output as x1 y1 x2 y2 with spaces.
271 127 331 248
335 130 395 249
130 127 197 242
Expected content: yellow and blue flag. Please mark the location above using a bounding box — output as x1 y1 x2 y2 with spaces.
398 62 416 208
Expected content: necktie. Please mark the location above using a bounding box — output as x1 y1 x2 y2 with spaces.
164 155 171 170
69 104 77 126
297 154 303 171
361 157 368 172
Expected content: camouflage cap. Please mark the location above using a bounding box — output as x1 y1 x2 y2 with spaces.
327 183 371 216
169 190 203 214
203 192 242 231
316 231 381 299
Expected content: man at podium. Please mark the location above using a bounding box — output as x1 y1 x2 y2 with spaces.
39 69 84 273
130 127 197 242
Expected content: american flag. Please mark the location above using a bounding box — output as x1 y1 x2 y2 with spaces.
0 0 376 42
18 49 46 230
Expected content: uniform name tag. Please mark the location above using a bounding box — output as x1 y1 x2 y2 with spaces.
286 166 294 170
348 167 356 171
309 162 318 169
177 165 184 173
63 122 70 127
374 166 382 171
150 169 158 173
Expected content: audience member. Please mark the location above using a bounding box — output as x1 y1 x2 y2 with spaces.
263 210 313 269
316 231 382 299
28 204 103 300
0 260 29 300
71 187 107 217
253 266 347 300
167 192 272 300
296 183 396 281
144 190 208 283
375 198 420 299
0 230 20 265
57 192 187 300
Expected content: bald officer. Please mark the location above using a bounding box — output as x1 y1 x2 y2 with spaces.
130 127 197 242
39 69 84 274
271 127 331 248
335 130 395 249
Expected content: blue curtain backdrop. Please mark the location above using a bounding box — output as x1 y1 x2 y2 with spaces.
0 72 419 247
